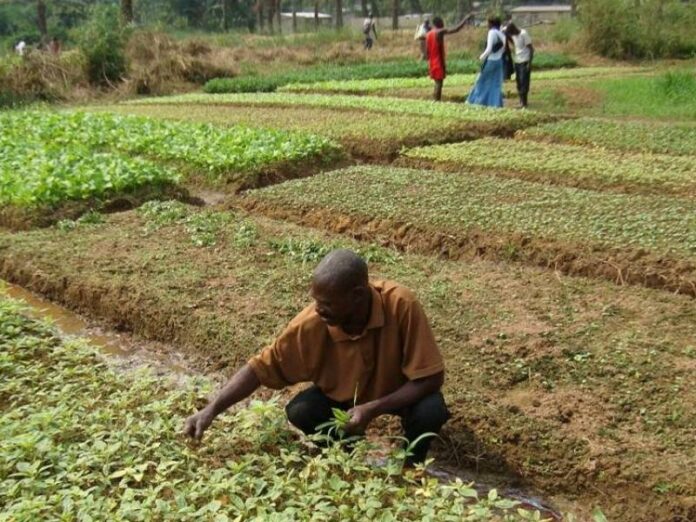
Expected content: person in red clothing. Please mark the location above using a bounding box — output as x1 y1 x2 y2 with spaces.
426 15 473 101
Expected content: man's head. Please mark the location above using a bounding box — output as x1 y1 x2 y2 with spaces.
488 16 501 29
368 12 373 19
310 249 370 329
433 16 444 29
504 22 520 36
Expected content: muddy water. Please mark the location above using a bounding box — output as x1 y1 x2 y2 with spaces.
4 281 563 520
3 281 190 377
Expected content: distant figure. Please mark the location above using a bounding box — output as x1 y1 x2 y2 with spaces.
505 23 534 108
466 16 506 108
426 15 471 101
14 40 26 56
49 37 61 55
414 18 432 60
363 14 377 50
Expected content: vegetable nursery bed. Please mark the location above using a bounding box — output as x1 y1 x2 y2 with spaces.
0 110 340 229
241 166 696 297
0 206 694 521
98 104 491 161
398 138 696 197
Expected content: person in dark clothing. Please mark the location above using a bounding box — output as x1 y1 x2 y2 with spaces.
504 22 534 108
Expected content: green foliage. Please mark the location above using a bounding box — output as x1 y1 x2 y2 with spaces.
56 210 105 231
403 138 696 195
0 112 178 208
579 0 696 58
519 118 696 156
279 66 623 95
203 53 576 94
74 4 128 85
126 92 550 127
0 295 539 520
249 165 696 257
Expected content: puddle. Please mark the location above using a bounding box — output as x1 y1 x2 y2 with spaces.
3 281 191 379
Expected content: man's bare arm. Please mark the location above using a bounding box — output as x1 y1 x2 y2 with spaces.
445 13 474 35
183 363 261 440
345 371 444 433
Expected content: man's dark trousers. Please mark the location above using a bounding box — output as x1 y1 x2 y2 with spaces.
286 386 450 464
514 61 531 106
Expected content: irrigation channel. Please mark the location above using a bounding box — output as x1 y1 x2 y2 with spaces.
5 280 564 521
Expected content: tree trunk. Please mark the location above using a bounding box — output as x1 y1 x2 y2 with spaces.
121 0 134 24
360 0 368 16
276 0 282 33
267 0 274 34
570 0 577 17
314 0 319 30
391 0 399 30
409 0 423 15
37 0 47 37
257 0 264 32
335 0 343 28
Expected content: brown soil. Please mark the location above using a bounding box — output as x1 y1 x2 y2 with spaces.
395 156 696 198
1 209 694 521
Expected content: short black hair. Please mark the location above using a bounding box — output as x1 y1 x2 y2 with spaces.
488 16 501 29
505 22 520 36
433 16 444 28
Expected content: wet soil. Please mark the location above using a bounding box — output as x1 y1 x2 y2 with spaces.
1 210 695 521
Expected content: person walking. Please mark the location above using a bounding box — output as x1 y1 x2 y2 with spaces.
363 13 377 50
466 16 506 108
426 15 472 101
504 22 534 108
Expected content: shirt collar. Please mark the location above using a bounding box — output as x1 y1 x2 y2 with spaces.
327 284 385 342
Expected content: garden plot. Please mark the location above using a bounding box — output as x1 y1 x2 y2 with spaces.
0 111 338 228
123 93 552 133
278 67 643 95
400 138 696 196
517 118 696 156
0 295 539 521
100 103 488 161
1 206 694 521
242 165 696 296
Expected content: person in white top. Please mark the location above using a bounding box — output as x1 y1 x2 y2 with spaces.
504 23 534 108
15 40 26 56
466 16 506 108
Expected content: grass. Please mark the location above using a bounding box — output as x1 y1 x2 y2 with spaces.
401 138 696 196
517 118 696 156
279 67 637 95
0 294 537 521
1 207 694 521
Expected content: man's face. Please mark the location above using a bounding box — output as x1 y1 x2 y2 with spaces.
310 280 360 328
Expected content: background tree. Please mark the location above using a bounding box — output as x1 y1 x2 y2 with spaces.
37 0 47 38
121 0 134 23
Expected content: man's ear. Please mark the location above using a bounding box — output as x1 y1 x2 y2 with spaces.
352 285 370 302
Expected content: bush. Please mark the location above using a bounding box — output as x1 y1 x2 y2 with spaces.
74 4 128 85
580 0 696 59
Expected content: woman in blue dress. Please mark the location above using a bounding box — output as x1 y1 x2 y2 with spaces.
467 16 506 108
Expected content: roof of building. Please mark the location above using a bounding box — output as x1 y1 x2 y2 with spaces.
510 5 573 13
281 11 332 19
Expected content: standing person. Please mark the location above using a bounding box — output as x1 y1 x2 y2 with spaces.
183 249 449 466
466 16 506 108
49 37 61 56
504 22 534 108
426 15 472 101
14 40 26 56
363 13 377 50
414 18 432 60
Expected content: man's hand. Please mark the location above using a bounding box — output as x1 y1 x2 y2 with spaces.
345 403 377 435
183 407 216 440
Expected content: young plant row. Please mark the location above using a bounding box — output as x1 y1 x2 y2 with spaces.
401 138 696 196
0 130 177 208
0 296 538 521
246 165 696 259
125 93 550 127
203 52 577 93
279 67 642 95
517 118 696 156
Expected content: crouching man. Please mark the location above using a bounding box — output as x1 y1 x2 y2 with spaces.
183 249 449 465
